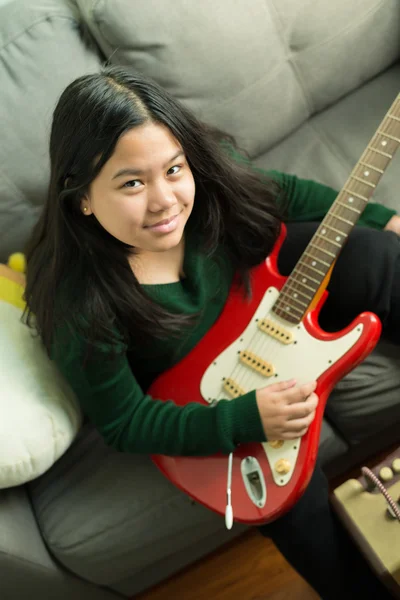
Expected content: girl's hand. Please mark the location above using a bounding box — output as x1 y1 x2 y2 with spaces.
256 379 318 441
384 215 400 236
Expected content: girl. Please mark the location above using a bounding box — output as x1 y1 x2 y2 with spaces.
24 65 399 599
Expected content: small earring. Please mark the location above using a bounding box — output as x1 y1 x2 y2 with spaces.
83 207 88 213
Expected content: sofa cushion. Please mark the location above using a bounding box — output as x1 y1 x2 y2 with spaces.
28 424 247 597
0 0 103 262
0 486 117 600
77 0 399 158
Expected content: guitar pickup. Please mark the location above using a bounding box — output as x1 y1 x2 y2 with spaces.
257 318 294 345
239 350 275 377
222 377 245 398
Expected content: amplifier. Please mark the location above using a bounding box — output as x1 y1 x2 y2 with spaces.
331 448 400 599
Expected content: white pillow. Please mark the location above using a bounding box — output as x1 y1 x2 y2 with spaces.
0 301 82 488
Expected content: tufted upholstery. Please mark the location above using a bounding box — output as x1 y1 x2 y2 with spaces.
77 0 399 155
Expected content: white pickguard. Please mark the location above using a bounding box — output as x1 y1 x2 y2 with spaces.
200 286 363 486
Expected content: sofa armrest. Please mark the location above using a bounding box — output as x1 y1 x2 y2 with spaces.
0 485 121 600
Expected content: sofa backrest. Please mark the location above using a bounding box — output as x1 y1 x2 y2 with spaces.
0 0 399 260
0 0 103 262
77 0 400 157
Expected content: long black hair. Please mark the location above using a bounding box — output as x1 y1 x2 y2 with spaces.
23 65 283 360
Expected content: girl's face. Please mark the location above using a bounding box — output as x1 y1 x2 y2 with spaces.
82 122 195 256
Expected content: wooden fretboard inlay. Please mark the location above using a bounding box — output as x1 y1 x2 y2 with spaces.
273 94 400 324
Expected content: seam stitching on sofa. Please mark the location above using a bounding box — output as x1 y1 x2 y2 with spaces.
268 0 314 115
306 119 365 177
0 163 24 198
39 488 190 552
0 15 78 56
0 550 123 597
287 0 386 57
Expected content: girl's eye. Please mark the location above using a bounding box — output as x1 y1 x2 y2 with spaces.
167 165 182 175
122 165 182 188
123 179 142 189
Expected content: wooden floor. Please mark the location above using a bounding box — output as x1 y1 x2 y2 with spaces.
136 529 319 600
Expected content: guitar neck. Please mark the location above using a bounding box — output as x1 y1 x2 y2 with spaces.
273 93 400 324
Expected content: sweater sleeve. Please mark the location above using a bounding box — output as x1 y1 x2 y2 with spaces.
221 142 396 230
51 325 266 456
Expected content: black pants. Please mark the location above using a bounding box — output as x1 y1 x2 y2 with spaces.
257 222 400 600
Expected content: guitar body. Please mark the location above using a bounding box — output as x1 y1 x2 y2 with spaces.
149 226 382 525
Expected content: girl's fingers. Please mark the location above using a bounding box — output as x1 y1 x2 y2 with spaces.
286 393 319 420
285 410 317 432
267 379 297 393
283 381 317 404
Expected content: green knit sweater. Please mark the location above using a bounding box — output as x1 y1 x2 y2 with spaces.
51 166 395 457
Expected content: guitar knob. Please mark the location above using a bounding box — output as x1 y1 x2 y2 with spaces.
275 459 291 475
392 458 400 474
379 467 394 482
268 440 284 449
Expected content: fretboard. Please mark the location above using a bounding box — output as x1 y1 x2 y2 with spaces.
273 93 400 324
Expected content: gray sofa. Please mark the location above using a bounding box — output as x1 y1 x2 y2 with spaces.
1 0 400 598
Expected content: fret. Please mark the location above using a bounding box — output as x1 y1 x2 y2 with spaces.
296 272 321 285
303 252 330 268
315 233 341 249
321 223 349 237
274 303 303 318
299 262 325 276
296 281 319 294
350 175 376 189
368 145 392 159
279 291 309 309
310 243 336 258
291 288 312 301
343 188 369 202
305 264 325 276
377 130 400 143
282 286 311 302
330 213 353 226
294 279 316 293
387 113 400 122
359 161 384 174
273 309 302 325
336 201 361 214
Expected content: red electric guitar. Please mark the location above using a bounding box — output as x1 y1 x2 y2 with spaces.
149 93 400 526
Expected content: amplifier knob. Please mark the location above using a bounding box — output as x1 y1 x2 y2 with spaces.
379 466 394 482
392 458 400 473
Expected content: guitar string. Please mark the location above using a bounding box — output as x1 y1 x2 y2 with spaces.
215 103 400 401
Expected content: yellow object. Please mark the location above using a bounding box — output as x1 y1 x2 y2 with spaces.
0 257 26 310
7 252 26 274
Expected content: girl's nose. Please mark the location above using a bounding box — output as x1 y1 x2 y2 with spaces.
148 181 176 212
